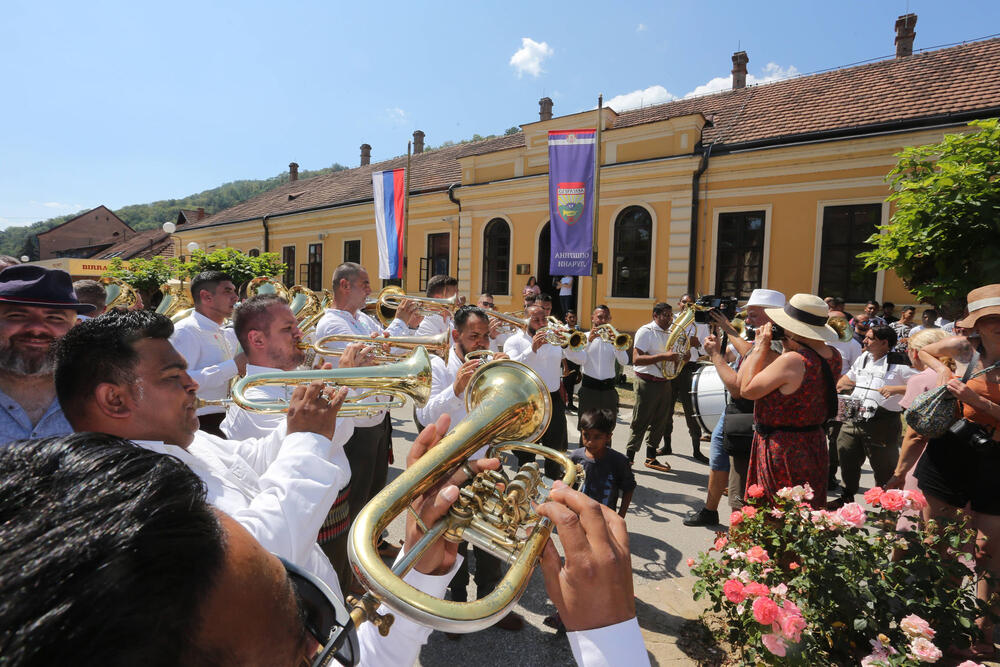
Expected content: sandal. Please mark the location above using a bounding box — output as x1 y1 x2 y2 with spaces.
644 458 672 473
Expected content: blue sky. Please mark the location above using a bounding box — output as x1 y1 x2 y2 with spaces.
2 0 998 228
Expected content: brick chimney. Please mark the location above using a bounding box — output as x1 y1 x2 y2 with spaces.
360 144 371 166
289 162 299 182
196 207 205 220
895 13 917 58
539 97 553 121
413 130 425 154
731 51 749 90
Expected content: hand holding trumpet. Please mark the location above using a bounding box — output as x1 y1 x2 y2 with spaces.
285 382 348 441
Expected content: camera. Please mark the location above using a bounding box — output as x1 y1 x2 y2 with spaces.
693 295 738 323
948 418 994 451
770 324 786 341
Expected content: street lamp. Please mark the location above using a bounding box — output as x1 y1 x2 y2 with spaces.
187 242 200 253
162 222 176 234
19 256 29 263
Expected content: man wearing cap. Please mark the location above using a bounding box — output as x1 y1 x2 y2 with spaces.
0 265 94 445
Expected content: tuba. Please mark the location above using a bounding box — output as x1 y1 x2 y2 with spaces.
348 358 579 634
155 280 194 323
301 330 451 364
197 346 432 416
658 305 704 379
827 315 853 343
593 324 632 351
100 277 140 310
243 276 289 301
288 285 325 335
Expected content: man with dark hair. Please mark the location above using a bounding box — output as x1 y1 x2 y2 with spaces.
0 266 93 444
576 305 627 423
661 294 706 462
0 431 648 666
537 292 554 319
881 301 898 324
55 309 354 600
415 305 523 632
862 300 887 327
415 274 462 337
626 302 679 473
891 305 917 351
170 270 245 436
831 323 915 508
71 279 107 318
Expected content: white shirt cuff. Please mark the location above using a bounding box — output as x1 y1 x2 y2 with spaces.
568 617 648 667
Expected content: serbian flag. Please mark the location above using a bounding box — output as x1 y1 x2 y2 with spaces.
548 129 596 276
373 168 406 279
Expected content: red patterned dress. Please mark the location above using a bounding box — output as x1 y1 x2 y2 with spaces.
746 346 841 509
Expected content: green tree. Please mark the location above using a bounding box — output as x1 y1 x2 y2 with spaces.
102 256 180 306
176 247 284 287
862 118 1000 305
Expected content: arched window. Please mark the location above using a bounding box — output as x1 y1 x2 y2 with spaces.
248 248 260 257
482 218 510 295
612 206 652 298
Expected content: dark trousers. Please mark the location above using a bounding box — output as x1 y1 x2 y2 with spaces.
560 294 573 315
516 391 567 480
728 454 750 511
322 413 392 591
198 412 226 438
449 541 503 602
577 384 619 426
826 421 842 483
663 362 703 453
836 410 902 500
626 376 672 461
563 362 580 409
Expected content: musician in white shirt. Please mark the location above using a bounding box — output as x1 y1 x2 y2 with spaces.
577 305 628 421
414 274 462 337
170 271 247 437
661 294 707 462
626 302 681 473
504 304 586 479
477 292 507 351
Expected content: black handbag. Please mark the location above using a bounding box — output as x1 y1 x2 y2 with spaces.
722 399 755 456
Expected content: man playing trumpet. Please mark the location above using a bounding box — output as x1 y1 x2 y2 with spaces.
577 305 629 426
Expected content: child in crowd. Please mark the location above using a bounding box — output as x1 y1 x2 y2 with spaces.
544 408 636 634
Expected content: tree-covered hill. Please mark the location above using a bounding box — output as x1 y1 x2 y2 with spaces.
2 163 348 258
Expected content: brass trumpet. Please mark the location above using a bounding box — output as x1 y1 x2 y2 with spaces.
301 330 451 364
592 324 632 350
483 309 529 335
197 346 432 416
364 285 462 326
543 317 585 351
348 358 579 633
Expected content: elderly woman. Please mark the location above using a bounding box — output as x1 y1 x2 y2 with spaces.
913 284 1000 661
737 294 841 508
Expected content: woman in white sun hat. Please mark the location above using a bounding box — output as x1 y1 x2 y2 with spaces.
736 293 842 508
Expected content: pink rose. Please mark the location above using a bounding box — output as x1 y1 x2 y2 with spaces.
742 505 758 519
761 633 788 657
900 614 935 640
686 557 695 567
746 545 770 564
752 596 780 625
837 502 867 528
879 489 906 512
778 609 807 642
714 535 728 551
788 562 800 570
908 637 942 663
723 579 746 603
747 483 765 498
743 581 770 597
864 486 884 505
904 489 928 510
956 661 986 667
730 511 744 526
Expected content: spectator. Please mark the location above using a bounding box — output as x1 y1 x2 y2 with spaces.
558 275 574 315
71 279 107 319
862 300 887 327
891 306 917 351
825 309 863 491
851 312 871 344
881 302 898 324
523 275 541 299
909 308 940 336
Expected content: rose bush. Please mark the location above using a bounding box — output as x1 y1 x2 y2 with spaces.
691 484 990 665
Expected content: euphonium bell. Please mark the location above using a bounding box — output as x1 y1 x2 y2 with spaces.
301 330 451 364
100 277 140 310
243 276 289 301
827 315 853 343
155 280 194 323
348 358 579 634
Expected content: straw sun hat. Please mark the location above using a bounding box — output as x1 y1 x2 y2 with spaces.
764 293 838 343
957 284 1000 329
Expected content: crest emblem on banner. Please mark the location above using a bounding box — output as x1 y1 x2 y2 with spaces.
556 182 585 224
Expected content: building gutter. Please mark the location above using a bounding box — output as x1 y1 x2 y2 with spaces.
688 146 712 295
262 214 271 253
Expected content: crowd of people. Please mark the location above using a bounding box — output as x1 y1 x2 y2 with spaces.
1 254 997 663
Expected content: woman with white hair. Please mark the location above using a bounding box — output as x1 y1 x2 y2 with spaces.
737 294 842 508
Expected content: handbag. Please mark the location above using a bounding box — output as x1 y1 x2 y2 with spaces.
722 399 755 457
905 350 998 438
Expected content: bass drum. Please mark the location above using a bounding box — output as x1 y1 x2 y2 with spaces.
691 363 730 434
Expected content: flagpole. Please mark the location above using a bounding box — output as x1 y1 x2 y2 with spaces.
590 94 603 318
403 141 412 292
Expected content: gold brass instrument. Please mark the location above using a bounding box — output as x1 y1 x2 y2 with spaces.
484 309 529 335
730 309 749 339
593 324 632 350
348 358 581 634
100 277 140 310
155 280 194 323
543 316 585 351
827 315 853 343
244 276 289 301
196 346 432 416
301 330 451 364
365 285 462 327
463 349 497 364
658 304 711 379
288 285 325 335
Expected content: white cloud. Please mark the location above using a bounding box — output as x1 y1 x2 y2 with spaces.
509 37 553 78
30 201 83 210
684 62 800 98
636 23 647 32
385 107 408 125
604 85 678 112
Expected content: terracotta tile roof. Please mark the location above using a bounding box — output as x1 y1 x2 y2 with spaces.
186 38 1000 231
94 229 174 260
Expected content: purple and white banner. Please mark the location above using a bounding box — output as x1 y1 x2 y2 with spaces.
548 128 596 276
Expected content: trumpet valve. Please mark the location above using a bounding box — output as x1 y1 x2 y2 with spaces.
347 594 394 636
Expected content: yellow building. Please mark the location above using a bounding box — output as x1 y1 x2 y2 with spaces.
177 22 1000 332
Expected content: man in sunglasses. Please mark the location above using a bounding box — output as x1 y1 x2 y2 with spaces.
1 429 647 665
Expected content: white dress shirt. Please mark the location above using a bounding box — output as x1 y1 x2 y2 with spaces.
569 618 650 667
504 330 586 391
414 312 451 338
688 322 709 362
313 308 413 428
581 336 629 381
171 310 241 415
414 345 492 460
220 363 293 439
846 351 917 413
829 338 863 375
632 321 671 378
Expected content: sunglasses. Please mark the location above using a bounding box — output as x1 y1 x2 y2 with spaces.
279 557 358 666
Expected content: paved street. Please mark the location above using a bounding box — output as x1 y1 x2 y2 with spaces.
375 401 877 666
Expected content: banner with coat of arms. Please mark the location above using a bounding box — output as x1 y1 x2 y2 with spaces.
548 129 596 276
